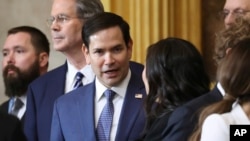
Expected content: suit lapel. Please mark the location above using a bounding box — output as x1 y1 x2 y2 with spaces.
46 62 67 98
76 82 97 140
115 73 146 140
211 85 223 100
206 84 223 104
41 63 67 125
0 100 9 113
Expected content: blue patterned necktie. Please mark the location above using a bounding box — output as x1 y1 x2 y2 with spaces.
97 89 116 141
73 72 84 89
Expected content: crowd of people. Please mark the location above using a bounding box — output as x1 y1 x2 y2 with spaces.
1 0 250 141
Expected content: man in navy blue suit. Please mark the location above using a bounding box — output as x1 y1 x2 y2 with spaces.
162 0 250 140
23 0 104 141
24 0 144 141
50 12 146 141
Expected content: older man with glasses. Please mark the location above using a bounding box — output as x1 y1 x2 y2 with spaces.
23 0 104 141
222 0 250 29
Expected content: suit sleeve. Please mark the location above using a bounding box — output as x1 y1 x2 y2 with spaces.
24 86 38 141
50 99 64 141
200 114 228 141
162 106 197 141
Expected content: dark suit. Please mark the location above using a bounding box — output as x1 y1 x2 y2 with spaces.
0 100 25 125
24 61 144 141
140 112 171 141
0 110 26 141
162 86 223 141
50 71 146 141
0 101 10 113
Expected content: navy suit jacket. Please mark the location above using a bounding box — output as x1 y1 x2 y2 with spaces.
50 72 146 141
162 86 223 141
24 61 144 141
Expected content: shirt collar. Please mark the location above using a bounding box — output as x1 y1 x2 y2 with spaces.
11 95 26 105
217 82 225 96
66 60 95 85
67 60 81 85
230 103 250 124
18 95 26 106
9 95 27 113
95 69 131 101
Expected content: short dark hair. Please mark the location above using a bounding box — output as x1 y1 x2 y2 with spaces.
82 12 131 48
7 26 50 56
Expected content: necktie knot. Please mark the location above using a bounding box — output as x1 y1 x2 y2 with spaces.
104 89 115 102
10 98 23 116
73 72 84 89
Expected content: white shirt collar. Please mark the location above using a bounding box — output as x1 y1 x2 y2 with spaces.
65 60 95 93
230 103 250 124
95 69 131 101
18 95 26 106
217 82 225 96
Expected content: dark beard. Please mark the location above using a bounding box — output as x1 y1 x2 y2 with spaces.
3 59 40 97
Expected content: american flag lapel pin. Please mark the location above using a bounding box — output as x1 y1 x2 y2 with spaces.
135 93 143 99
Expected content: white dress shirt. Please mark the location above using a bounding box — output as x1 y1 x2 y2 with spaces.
95 70 131 141
200 103 250 141
65 60 95 93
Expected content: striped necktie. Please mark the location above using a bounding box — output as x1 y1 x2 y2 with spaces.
73 72 84 89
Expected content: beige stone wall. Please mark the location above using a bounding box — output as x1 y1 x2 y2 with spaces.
0 0 65 103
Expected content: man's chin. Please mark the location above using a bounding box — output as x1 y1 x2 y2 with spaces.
53 45 66 52
7 73 18 78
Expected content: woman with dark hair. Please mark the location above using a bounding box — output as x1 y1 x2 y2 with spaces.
190 38 250 141
141 37 210 140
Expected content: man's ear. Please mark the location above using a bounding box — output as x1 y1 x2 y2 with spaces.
39 52 49 68
127 39 133 59
82 44 90 65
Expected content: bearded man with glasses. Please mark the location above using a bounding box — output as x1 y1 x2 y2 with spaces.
222 0 250 29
